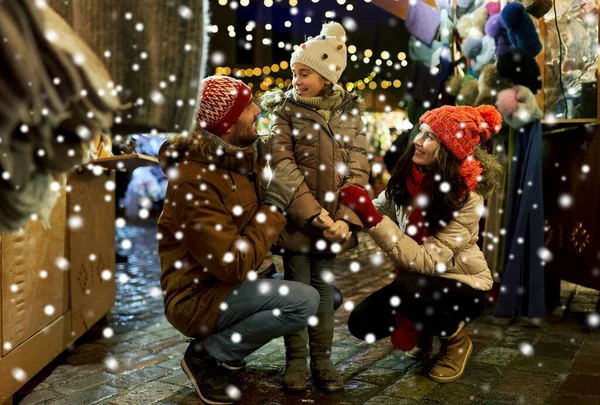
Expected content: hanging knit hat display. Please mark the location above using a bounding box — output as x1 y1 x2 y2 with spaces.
519 0 553 19
496 85 543 128
501 2 543 56
497 48 542 93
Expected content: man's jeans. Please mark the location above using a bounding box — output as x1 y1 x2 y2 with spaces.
203 278 320 363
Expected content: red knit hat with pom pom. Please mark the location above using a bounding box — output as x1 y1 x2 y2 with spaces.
419 105 502 160
419 105 502 191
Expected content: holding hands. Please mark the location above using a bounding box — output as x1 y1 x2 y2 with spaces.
310 208 352 243
323 220 352 243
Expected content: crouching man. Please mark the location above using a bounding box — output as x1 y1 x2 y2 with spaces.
158 76 320 404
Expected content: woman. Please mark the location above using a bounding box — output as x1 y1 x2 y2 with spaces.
341 105 503 383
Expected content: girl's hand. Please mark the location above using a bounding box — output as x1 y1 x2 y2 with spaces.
311 208 335 230
323 220 352 243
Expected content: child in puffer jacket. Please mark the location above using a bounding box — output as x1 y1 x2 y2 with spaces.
260 21 369 393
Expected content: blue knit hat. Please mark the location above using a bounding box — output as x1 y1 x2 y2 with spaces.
501 2 542 56
463 35 496 73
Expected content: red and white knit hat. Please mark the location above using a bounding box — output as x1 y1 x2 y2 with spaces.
196 76 252 136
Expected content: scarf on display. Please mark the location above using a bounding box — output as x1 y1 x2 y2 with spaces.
390 164 433 352
293 85 345 121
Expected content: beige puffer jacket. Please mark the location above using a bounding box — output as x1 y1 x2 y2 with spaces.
368 151 503 291
261 89 370 254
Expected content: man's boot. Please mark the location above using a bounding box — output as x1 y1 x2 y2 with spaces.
428 322 473 383
405 329 434 360
181 340 239 404
283 328 309 391
308 312 344 392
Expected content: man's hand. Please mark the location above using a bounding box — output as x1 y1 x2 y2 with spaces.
261 160 303 212
323 220 352 243
310 208 335 230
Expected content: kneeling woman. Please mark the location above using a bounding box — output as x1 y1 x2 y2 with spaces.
342 105 503 383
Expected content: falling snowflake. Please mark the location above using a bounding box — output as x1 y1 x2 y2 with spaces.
279 285 290 296
365 333 376 344
518 342 534 356
105 357 119 371
44 305 55 316
103 327 114 338
12 368 27 382
231 332 242 343
121 239 132 250
349 261 360 272
101 270 112 281
55 257 69 271
537 247 553 262
67 215 83 230
178 5 193 19
308 316 319 327
149 286 162 299
587 313 600 329
558 194 573 209
226 385 242 401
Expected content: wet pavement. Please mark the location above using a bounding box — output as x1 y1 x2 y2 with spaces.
14 220 600 405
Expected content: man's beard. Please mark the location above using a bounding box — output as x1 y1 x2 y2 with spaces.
229 119 257 147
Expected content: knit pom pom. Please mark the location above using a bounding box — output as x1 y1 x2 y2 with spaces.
445 74 462 96
320 22 346 43
496 88 519 115
485 1 501 16
476 104 503 134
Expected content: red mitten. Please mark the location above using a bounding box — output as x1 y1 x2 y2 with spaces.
340 185 383 228
391 315 419 352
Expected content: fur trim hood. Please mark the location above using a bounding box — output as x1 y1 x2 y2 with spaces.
259 87 366 115
473 145 503 199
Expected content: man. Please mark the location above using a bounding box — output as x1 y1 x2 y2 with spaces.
157 76 319 404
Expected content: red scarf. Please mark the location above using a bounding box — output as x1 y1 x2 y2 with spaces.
390 164 433 352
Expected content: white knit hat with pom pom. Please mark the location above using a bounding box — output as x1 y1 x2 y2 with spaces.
290 22 347 84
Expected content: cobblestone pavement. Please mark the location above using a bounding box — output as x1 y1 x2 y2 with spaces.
14 220 600 405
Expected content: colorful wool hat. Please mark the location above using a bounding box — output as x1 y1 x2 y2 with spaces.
290 22 347 84
196 76 252 136
419 105 502 190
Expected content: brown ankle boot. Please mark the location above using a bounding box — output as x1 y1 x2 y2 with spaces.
405 330 434 360
428 322 472 383
283 328 309 391
308 312 344 392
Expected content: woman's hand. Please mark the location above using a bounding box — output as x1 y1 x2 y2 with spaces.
323 220 352 243
341 185 383 228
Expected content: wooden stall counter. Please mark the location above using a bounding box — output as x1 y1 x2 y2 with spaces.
0 154 158 404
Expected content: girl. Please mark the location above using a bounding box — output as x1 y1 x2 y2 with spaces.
341 105 503 383
261 22 369 392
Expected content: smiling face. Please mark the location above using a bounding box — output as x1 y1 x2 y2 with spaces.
412 124 441 170
222 98 261 147
292 63 329 98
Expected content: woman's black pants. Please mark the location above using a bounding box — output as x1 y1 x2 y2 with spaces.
348 273 488 340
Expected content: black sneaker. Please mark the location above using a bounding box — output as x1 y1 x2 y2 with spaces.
181 341 241 404
220 359 246 371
